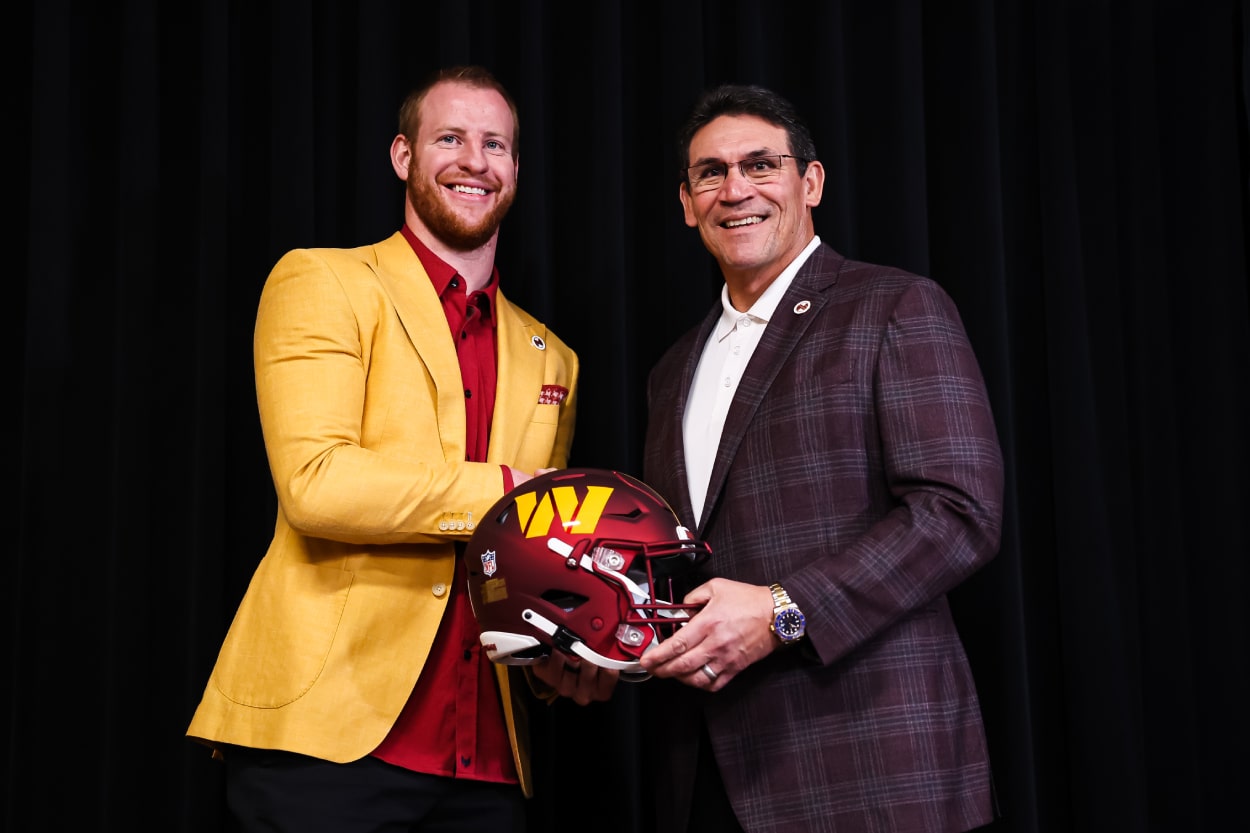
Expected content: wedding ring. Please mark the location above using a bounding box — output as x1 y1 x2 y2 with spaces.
699 663 718 682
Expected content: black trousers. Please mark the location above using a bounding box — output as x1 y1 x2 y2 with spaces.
223 746 525 833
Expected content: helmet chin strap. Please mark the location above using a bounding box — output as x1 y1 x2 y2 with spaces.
521 608 652 682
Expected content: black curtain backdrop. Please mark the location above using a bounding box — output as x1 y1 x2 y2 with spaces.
9 1 1249 831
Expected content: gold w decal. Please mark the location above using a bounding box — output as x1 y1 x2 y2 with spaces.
513 486 614 538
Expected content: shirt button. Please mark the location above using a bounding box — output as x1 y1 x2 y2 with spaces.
432 583 448 597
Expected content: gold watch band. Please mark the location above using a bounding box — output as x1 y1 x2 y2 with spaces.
769 582 793 608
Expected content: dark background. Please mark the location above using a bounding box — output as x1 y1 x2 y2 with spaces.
9 1 1249 831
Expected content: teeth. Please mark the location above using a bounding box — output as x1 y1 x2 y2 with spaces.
452 185 487 196
725 217 762 228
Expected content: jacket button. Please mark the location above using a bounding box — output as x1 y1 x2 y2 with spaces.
432 583 448 597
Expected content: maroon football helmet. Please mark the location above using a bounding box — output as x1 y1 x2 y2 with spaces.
464 468 711 681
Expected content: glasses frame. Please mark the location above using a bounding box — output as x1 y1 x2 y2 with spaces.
685 154 808 193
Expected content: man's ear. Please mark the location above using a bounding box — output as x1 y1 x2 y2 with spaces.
389 135 411 181
803 159 825 208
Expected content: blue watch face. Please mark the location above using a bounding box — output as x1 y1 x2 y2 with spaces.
775 609 805 640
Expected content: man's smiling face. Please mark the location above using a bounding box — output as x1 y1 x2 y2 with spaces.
680 114 822 293
406 80 518 251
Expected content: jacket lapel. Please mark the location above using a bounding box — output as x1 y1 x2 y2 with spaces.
700 245 843 529
369 232 466 447
669 312 720 527
488 291 543 465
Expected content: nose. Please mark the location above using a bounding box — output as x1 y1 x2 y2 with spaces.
717 163 754 198
455 143 490 172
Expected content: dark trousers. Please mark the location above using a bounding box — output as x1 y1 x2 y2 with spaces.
223 746 525 833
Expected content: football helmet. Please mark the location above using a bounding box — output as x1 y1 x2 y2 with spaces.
464 468 711 681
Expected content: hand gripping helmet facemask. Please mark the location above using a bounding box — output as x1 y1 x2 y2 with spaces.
464 468 711 682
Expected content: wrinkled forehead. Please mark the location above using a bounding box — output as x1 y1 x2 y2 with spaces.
688 114 789 164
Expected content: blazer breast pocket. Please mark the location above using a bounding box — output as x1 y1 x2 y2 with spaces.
532 401 560 425
756 359 868 457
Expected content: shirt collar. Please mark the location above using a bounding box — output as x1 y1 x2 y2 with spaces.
714 235 821 341
400 224 500 316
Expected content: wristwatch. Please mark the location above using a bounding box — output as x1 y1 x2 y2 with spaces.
769 583 806 645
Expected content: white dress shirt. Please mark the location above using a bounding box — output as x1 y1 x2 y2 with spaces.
682 236 822 521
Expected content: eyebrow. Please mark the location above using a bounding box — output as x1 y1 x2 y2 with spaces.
429 125 513 143
689 148 781 166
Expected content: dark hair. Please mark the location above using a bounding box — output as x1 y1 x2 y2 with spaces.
397 65 520 157
677 84 817 181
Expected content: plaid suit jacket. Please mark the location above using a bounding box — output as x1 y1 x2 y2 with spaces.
642 242 1004 833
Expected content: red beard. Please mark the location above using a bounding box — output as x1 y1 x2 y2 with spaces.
408 166 515 251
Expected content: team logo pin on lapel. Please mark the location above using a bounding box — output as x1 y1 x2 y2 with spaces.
793 300 812 315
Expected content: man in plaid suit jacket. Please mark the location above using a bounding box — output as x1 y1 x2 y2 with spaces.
639 84 1005 833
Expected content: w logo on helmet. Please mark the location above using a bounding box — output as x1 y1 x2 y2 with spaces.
513 485 614 538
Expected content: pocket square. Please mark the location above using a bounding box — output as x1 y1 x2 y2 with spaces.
538 385 568 405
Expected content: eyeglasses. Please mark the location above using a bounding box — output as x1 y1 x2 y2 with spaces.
686 154 807 193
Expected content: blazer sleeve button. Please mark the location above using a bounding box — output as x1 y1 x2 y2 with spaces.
432 582 448 597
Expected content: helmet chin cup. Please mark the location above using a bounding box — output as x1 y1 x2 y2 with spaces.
479 631 545 665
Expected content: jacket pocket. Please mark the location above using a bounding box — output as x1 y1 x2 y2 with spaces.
211 560 353 708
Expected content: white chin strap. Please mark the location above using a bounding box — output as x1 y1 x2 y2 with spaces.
523 609 652 681
479 608 653 682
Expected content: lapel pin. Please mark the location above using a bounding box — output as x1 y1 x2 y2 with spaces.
531 335 547 350
793 300 812 315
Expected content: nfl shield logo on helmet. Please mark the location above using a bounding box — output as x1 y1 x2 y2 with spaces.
480 549 498 577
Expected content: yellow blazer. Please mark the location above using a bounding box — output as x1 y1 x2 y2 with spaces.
187 232 578 797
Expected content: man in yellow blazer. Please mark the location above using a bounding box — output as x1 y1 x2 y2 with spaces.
187 66 608 832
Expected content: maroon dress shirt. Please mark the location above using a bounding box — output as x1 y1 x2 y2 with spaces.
370 226 517 785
